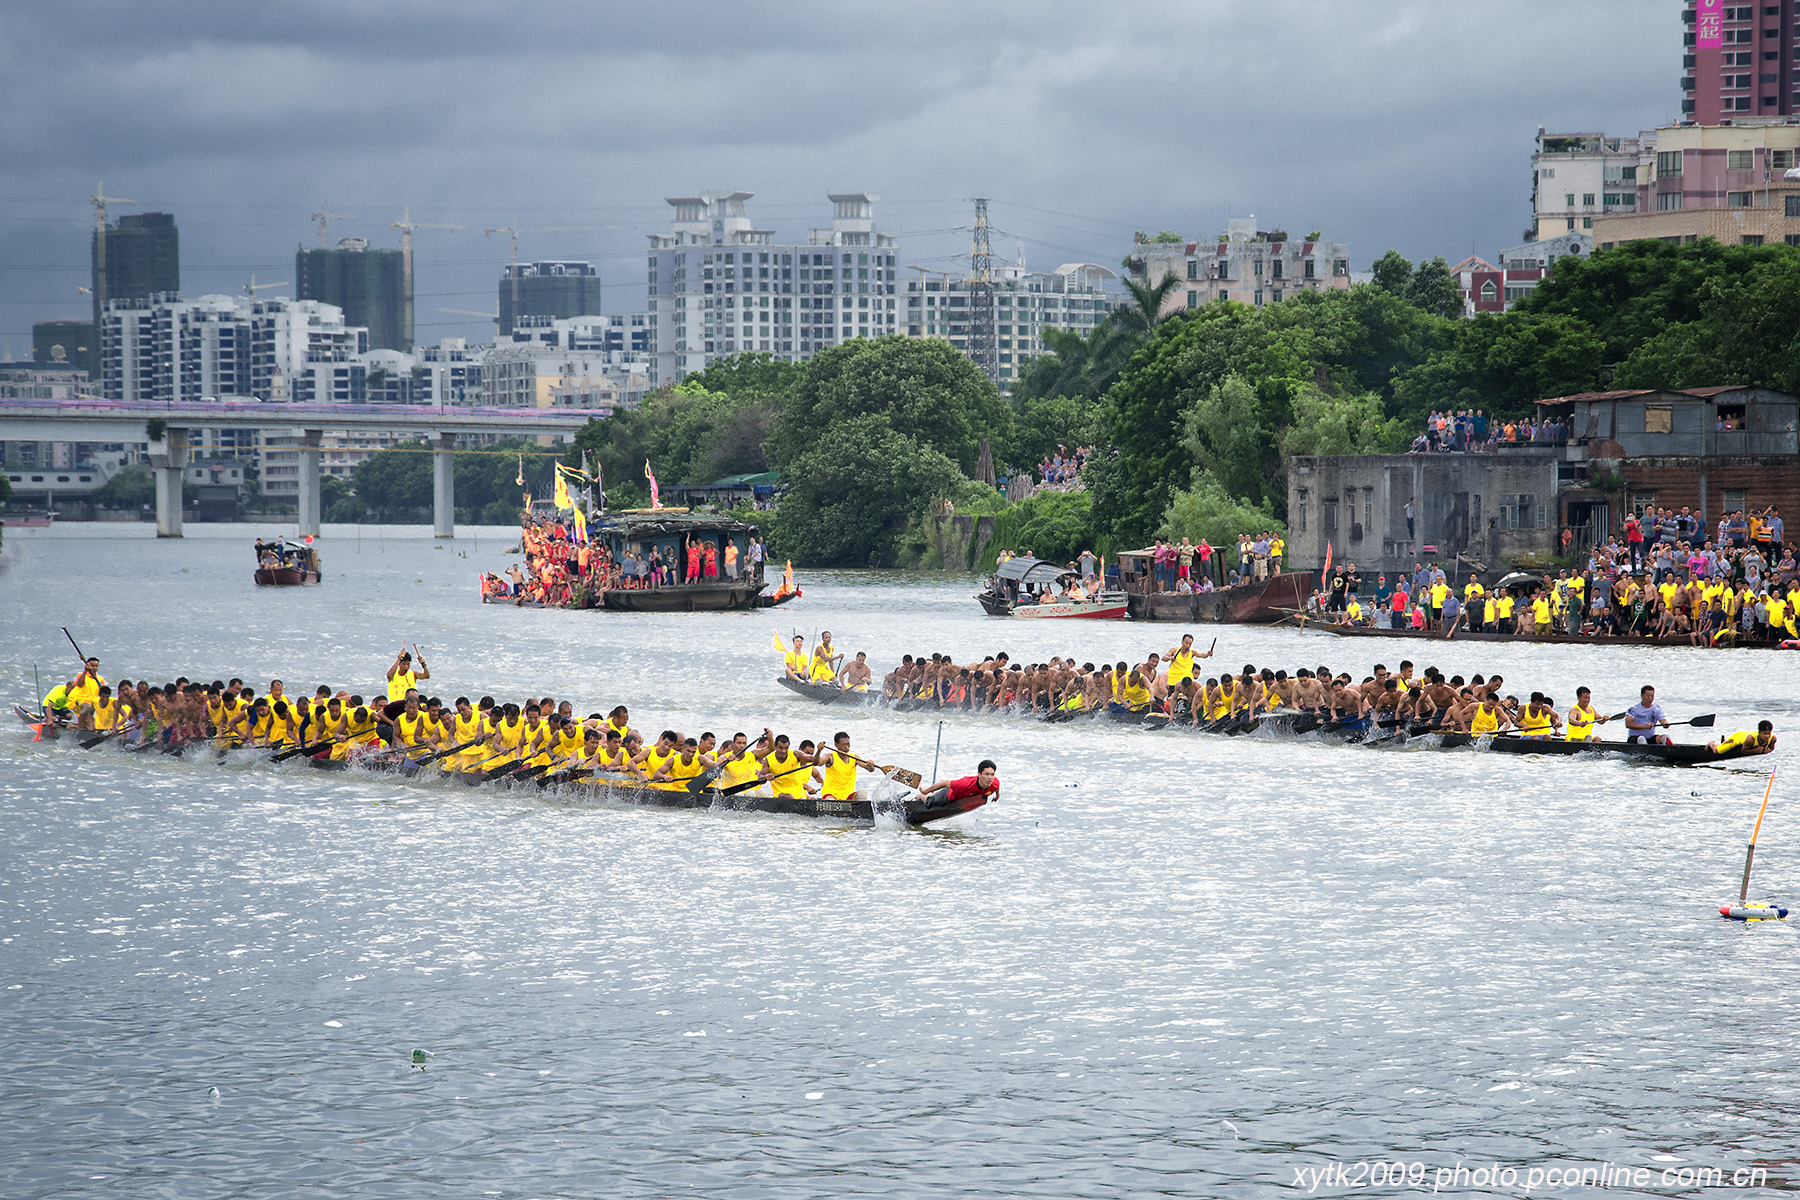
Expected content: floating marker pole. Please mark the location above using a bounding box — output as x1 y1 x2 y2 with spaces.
1739 766 1778 906
931 720 943 787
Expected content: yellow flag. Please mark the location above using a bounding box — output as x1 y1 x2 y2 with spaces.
570 505 587 544
553 469 571 510
771 629 786 654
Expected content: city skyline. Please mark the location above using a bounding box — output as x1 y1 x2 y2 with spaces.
1 1 1676 356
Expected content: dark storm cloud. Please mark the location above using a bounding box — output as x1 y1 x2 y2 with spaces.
0 1 1672 352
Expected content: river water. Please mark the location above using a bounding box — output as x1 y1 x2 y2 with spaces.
2 524 1797 1198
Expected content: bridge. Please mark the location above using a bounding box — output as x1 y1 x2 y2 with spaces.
0 399 594 538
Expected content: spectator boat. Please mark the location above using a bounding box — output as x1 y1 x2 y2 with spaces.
976 555 1127 619
253 539 321 586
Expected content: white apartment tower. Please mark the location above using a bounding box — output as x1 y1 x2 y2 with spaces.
645 190 899 384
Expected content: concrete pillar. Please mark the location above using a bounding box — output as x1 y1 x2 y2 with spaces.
433 431 455 538
150 426 189 538
297 429 322 538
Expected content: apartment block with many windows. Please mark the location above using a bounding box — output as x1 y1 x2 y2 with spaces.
645 191 899 385
1131 217 1351 315
1529 130 1654 239
1682 0 1799 122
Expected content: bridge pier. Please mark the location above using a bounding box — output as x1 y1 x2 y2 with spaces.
433 432 455 538
150 427 189 538
297 429 322 537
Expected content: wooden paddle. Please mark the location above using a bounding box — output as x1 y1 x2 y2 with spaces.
269 735 345 763
1603 711 1716 728
718 761 814 797
78 728 128 750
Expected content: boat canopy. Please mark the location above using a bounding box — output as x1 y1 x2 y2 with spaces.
995 555 1071 586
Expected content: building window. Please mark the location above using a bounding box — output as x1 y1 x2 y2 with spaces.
1564 192 1576 207
1727 191 1753 206
1657 192 1684 211
1304 259 1316 279
1582 192 1595 206
1786 195 1800 217
1742 234 1765 244
1774 149 1796 169
1187 290 1198 309
1582 217 1593 229
1657 150 1684 179
1725 488 1748 510
1728 149 1755 171
1480 280 1497 302
1645 405 1673 434
1322 499 1337 532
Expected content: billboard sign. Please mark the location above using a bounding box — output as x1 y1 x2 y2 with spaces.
1697 0 1724 49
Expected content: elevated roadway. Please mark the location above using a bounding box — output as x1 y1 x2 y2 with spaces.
0 399 593 538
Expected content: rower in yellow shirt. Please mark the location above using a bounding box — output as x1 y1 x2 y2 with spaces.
1565 687 1608 741
783 636 810 680
756 733 815 799
1709 720 1777 756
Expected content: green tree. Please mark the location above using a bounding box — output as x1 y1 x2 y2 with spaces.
765 336 1006 476
0 471 10 503
93 464 156 509
1182 375 1275 509
1405 256 1461 319
1158 469 1284 552
1370 250 1414 294
1280 384 1407 458
770 415 964 565
1614 252 1800 394
1113 274 1183 338
351 440 432 516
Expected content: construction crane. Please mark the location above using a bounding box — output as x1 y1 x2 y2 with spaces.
242 274 290 299
438 305 501 340
484 215 633 332
392 207 467 351
310 201 355 247
89 181 135 329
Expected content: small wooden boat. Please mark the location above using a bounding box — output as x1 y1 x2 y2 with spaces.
977 556 1127 619
254 541 321 586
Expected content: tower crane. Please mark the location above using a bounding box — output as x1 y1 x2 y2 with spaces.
391 207 467 351
310 201 356 247
437 305 502 340
243 274 290 299
89 181 136 328
484 215 633 330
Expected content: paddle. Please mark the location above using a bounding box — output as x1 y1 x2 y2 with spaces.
717 761 814 797
269 735 344 763
413 735 490 766
1603 711 1715 728
1738 767 1779 906
78 728 127 750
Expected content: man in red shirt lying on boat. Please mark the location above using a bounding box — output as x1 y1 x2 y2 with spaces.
915 760 999 810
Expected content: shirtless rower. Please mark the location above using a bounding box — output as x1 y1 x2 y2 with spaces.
841 652 873 693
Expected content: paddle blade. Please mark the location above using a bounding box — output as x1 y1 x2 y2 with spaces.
1690 713 1717 728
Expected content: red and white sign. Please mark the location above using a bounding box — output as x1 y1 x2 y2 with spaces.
1697 0 1724 49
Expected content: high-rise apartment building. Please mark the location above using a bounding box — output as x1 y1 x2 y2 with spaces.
498 261 603 336
645 191 899 384
100 293 368 404
903 261 1112 387
1131 218 1352 315
1683 1 1799 122
1529 130 1653 239
296 236 409 351
91 211 179 332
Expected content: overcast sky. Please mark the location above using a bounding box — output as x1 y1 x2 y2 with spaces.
0 1 1677 357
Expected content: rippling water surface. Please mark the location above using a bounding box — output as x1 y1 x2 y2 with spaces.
3 524 1799 1198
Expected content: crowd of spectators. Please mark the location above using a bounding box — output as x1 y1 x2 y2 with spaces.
1410 409 1570 453
1033 445 1091 491
480 513 767 608
1312 503 1795 644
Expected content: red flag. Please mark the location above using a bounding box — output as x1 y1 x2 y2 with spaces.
644 459 661 509
1322 542 1333 580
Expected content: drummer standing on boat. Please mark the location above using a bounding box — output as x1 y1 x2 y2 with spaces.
386 649 429 702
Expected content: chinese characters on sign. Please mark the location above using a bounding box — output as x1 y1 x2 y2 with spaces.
1697 0 1724 49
